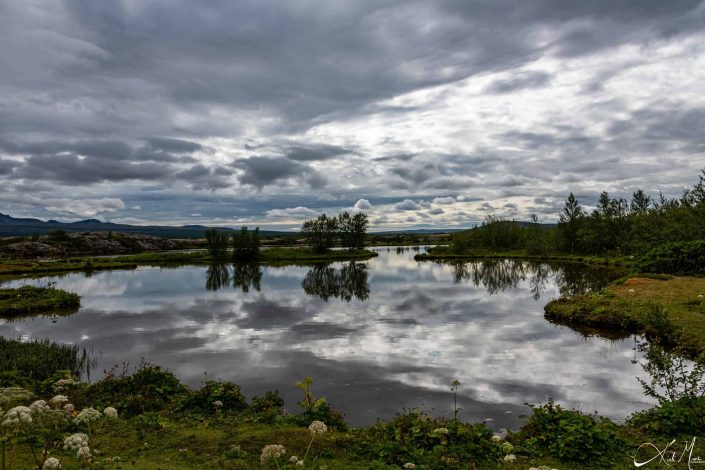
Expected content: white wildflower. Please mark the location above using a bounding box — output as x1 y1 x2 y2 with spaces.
504 454 516 462
3 406 32 427
491 433 503 442
308 420 328 435
42 457 61 470
403 463 416 469
260 444 286 463
628 288 635 293
295 461 304 467
63 433 89 452
74 407 101 424
76 445 91 460
30 400 51 415
62 404 75 414
289 456 299 463
49 395 69 409
431 427 449 436
501 442 514 454
103 407 118 418
52 378 76 393
213 400 223 408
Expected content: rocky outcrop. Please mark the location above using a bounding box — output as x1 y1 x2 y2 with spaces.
2 232 176 258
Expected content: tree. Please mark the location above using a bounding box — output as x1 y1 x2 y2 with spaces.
204 228 229 259
338 211 369 250
630 189 651 214
558 193 584 254
526 213 548 255
301 214 339 253
232 226 260 262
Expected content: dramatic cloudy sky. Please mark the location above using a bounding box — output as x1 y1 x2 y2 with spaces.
1 0 704 230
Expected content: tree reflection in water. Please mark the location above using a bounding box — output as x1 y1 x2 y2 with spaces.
451 259 618 300
205 263 262 292
302 261 370 302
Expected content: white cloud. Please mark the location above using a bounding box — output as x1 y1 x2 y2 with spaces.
394 199 421 211
354 198 373 210
265 206 319 219
432 196 456 205
42 198 125 217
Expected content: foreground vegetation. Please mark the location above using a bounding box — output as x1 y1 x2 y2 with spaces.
1 338 704 469
0 285 80 318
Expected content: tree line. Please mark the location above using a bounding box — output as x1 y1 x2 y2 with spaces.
301 211 369 252
204 226 261 261
452 169 705 270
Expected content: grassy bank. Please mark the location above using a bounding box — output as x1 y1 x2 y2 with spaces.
414 247 632 267
0 285 80 318
1 336 701 469
0 248 378 278
545 276 705 355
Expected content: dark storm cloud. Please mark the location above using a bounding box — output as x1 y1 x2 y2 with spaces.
0 159 17 175
146 137 204 154
485 71 552 94
234 156 326 189
284 143 353 162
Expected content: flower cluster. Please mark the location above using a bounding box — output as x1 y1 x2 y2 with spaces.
63 404 75 414
213 400 223 408
0 387 32 407
30 400 51 415
52 378 76 394
2 406 32 428
49 395 69 409
289 456 304 467
403 463 416 469
103 407 118 418
431 427 449 436
63 433 89 451
308 420 328 435
42 457 61 470
504 454 516 462
260 444 286 463
74 407 101 424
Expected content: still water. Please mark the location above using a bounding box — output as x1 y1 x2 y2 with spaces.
0 247 652 428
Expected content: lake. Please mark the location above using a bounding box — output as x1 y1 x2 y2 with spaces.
0 246 652 429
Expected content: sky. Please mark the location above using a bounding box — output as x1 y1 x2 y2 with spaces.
1 0 704 231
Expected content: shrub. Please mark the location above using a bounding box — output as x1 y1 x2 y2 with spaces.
517 400 625 467
75 365 186 416
0 337 88 383
204 228 229 259
232 226 260 261
354 410 500 467
180 379 247 414
639 240 705 275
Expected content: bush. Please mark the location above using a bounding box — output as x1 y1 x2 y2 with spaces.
0 337 88 382
250 390 284 413
639 240 705 275
517 400 625 467
180 379 247 414
628 397 705 437
204 228 229 259
232 226 260 262
354 410 500 467
75 365 186 416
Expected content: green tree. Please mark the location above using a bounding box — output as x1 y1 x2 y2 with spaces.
630 189 651 214
301 214 338 253
232 226 260 262
338 211 369 250
558 193 584 254
204 228 229 259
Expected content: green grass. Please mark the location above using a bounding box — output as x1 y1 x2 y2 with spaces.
545 276 705 355
0 336 89 383
0 285 80 318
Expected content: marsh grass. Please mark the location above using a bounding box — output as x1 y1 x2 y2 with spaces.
0 285 80 318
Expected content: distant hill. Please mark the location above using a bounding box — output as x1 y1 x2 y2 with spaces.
0 213 292 239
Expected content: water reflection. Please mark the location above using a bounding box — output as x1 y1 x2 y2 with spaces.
0 249 648 429
205 263 263 292
450 259 614 300
302 262 370 302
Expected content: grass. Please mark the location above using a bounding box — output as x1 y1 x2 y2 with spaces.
545 276 705 355
0 248 378 278
0 285 80 318
0 336 90 383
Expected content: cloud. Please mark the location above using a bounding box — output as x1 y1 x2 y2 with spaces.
432 196 456 205
42 198 126 217
234 156 326 189
485 71 552 94
265 206 319 219
354 199 373 210
284 143 352 162
394 199 422 211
